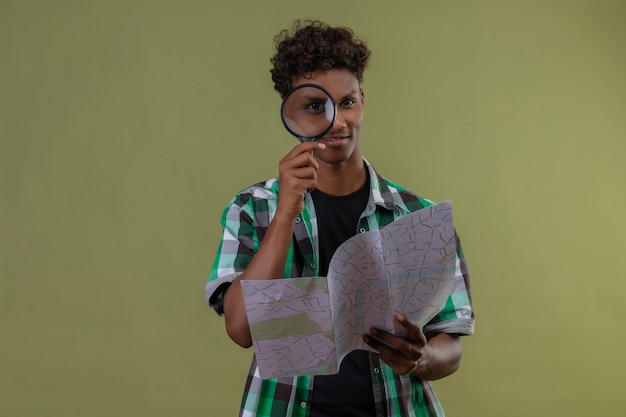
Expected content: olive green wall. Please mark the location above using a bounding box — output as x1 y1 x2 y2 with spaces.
1 1 625 415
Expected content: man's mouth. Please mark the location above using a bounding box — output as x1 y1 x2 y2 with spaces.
319 136 348 146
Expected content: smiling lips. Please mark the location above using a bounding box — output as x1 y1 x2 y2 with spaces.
319 136 348 146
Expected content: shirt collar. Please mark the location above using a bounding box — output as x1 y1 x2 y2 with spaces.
363 158 407 214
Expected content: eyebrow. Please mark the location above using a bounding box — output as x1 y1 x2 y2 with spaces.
296 87 360 103
337 89 360 102
300 93 329 101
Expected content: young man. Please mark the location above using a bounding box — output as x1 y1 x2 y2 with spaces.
206 20 474 417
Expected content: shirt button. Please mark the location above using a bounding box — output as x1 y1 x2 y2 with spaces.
295 217 301 223
373 367 380 374
359 228 366 233
300 401 307 408
310 263 315 269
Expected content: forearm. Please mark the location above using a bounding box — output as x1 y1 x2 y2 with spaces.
223 212 297 347
411 333 463 381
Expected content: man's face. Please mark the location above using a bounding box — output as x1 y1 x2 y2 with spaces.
291 68 364 166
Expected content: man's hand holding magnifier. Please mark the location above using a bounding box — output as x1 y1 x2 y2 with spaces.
276 141 325 220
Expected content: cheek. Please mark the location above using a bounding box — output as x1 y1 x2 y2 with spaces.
352 116 364 134
348 110 364 129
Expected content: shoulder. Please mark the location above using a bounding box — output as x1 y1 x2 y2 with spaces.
385 178 433 214
382 177 432 205
227 178 280 208
367 162 434 214
218 178 280 226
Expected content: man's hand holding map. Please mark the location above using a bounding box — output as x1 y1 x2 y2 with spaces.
240 201 458 379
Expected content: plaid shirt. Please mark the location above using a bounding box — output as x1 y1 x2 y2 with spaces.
206 159 474 417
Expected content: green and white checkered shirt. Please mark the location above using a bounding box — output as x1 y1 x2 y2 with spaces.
206 159 474 417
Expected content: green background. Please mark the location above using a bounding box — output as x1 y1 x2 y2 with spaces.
2 0 625 415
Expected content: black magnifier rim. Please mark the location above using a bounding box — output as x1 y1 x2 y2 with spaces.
280 83 337 142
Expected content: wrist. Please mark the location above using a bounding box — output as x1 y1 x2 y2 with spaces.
409 344 433 379
273 207 302 225
409 334 462 381
409 359 427 377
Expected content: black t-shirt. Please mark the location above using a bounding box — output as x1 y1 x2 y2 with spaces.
309 174 377 417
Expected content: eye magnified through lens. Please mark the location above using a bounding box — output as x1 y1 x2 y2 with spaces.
280 84 337 142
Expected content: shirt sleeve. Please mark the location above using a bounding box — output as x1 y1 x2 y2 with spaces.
422 231 475 338
205 196 257 316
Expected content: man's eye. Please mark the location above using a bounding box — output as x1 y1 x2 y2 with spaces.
342 99 355 106
305 102 325 113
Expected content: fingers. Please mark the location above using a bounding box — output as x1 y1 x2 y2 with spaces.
279 148 318 193
395 314 427 346
367 315 426 349
365 326 420 359
279 142 325 177
282 141 326 161
363 314 427 375
276 142 326 218
364 330 416 375
280 142 325 175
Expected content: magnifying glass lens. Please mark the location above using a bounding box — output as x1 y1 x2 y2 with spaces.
281 85 336 142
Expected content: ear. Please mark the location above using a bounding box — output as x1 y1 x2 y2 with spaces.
360 88 365 107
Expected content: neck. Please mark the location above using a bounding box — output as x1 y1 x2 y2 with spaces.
316 158 367 197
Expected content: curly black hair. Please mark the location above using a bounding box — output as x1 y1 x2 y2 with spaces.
270 20 372 97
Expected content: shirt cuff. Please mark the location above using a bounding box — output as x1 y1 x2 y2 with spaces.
423 318 474 339
206 281 232 316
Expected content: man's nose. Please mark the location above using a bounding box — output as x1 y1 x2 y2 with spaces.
331 111 346 130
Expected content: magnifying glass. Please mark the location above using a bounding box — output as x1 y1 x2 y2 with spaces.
280 84 337 142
